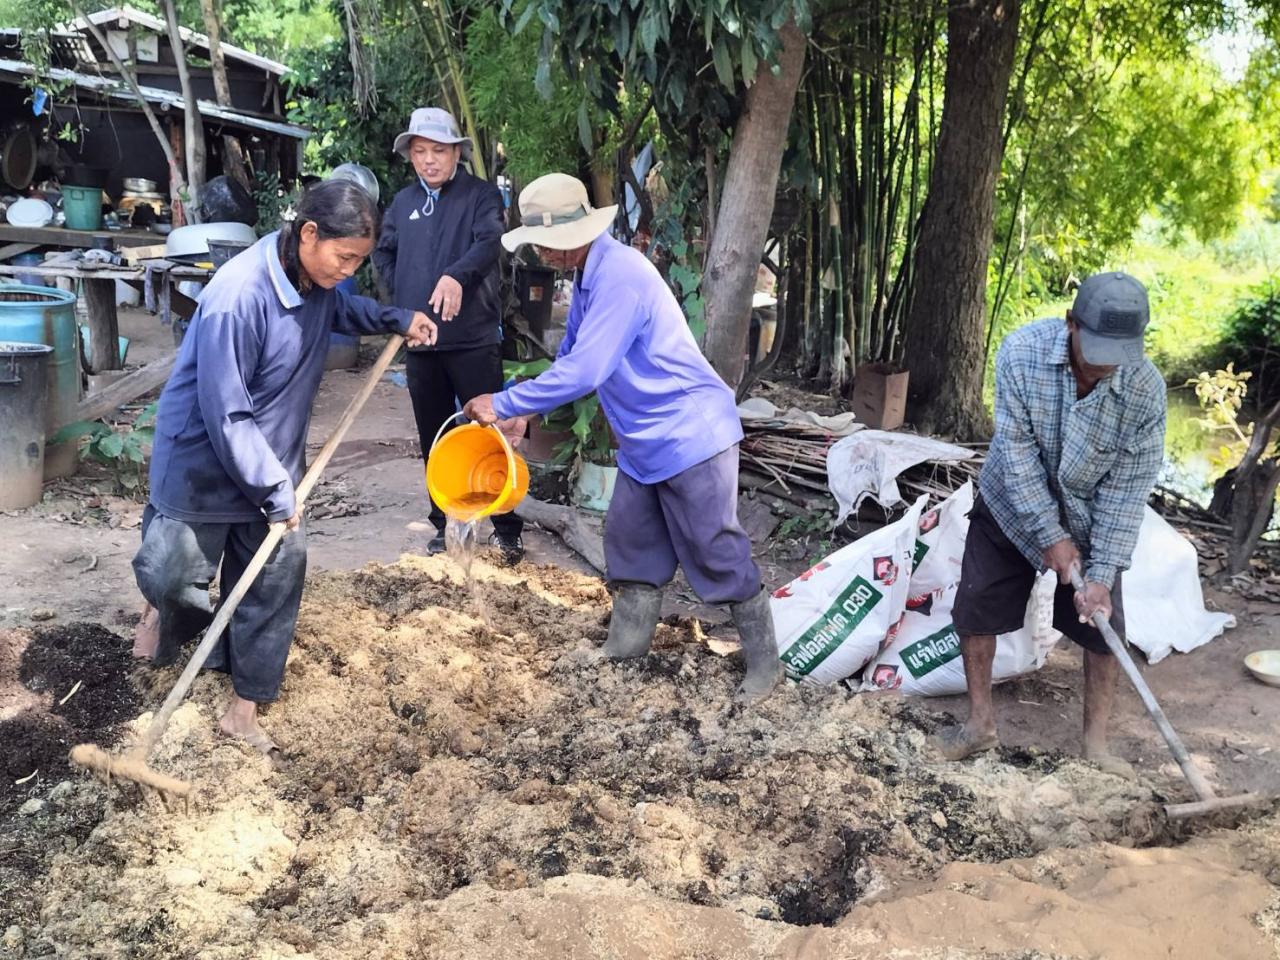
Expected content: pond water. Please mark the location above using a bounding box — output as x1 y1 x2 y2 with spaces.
1161 389 1225 507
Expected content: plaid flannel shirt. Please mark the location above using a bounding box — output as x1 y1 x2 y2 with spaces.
979 317 1167 589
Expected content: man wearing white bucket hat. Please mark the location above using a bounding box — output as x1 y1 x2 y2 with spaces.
464 173 782 703
373 106 525 564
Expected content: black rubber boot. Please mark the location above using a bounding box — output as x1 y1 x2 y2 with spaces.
603 582 662 659
730 589 784 703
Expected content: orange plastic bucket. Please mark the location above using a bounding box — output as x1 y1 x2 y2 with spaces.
426 413 530 522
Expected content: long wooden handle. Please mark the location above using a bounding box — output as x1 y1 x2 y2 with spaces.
1069 567 1217 802
134 335 405 758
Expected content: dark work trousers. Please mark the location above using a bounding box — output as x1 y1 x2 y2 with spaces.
604 445 761 604
132 506 307 703
405 344 524 537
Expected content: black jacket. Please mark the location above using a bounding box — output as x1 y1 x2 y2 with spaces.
372 168 503 352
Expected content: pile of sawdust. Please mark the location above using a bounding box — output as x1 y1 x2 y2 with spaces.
10 555 1279 959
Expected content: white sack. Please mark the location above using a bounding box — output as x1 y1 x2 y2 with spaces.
1123 507 1235 664
909 482 973 596
827 430 975 524
859 577 1059 697
771 496 925 685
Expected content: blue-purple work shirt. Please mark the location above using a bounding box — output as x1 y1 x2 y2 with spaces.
149 232 414 524
492 234 742 484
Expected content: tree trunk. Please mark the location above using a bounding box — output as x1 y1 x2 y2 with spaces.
198 0 251 191
1228 459 1280 575
162 0 207 223
902 0 1021 438
701 20 807 390
1225 398 1280 574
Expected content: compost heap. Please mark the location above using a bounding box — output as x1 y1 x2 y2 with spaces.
9 555 1280 960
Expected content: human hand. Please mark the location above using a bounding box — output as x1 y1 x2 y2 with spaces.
405 311 438 347
280 508 302 533
1042 538 1081 585
496 416 528 449
463 393 498 425
429 275 464 322
1073 579 1112 624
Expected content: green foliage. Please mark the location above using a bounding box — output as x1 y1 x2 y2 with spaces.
1187 365 1276 481
545 393 615 467
648 166 707 339
777 509 831 539
1213 282 1280 405
502 358 614 466
285 14 438 198
252 170 302 234
49 403 156 495
464 4 581 186
508 0 810 131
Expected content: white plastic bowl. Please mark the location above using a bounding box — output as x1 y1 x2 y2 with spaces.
1244 650 1280 688
6 197 54 228
164 222 257 261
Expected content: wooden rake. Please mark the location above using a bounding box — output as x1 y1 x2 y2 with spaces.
71 335 406 803
1069 568 1270 821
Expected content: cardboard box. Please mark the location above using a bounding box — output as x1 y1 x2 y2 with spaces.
851 363 909 430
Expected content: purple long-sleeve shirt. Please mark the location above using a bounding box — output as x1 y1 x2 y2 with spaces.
148 233 413 524
492 234 742 484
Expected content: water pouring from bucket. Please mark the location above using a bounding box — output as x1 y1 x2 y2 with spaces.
426 412 530 621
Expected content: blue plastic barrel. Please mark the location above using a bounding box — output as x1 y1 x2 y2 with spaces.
328 277 360 369
0 285 80 477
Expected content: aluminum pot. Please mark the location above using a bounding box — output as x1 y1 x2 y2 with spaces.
123 177 159 194
328 163 380 204
164 222 257 261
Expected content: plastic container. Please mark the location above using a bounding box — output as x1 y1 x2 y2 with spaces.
62 185 104 230
0 285 80 478
573 461 618 512
0 342 53 509
426 413 529 522
11 252 47 287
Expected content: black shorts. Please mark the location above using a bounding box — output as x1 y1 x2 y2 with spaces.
951 496 1124 656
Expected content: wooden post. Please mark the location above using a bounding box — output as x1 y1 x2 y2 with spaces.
169 119 187 227
83 278 121 372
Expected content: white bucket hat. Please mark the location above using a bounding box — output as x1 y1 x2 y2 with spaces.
393 107 472 161
501 173 617 252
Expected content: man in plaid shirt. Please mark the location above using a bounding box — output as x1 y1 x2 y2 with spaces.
939 272 1166 777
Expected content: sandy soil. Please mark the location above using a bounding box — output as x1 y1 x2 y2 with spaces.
0 309 1277 959
1 554 1275 959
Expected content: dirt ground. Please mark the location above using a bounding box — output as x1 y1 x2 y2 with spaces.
0 308 1278 959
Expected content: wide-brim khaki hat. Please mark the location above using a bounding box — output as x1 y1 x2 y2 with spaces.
393 107 472 161
501 173 617 252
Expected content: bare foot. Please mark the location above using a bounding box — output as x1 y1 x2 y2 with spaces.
933 724 1000 761
218 696 280 756
1084 747 1136 780
131 604 160 660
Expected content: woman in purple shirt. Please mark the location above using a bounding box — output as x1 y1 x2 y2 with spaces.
465 174 782 703
132 180 436 754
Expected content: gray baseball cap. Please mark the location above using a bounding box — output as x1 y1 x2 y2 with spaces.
1070 271 1149 366
393 107 472 160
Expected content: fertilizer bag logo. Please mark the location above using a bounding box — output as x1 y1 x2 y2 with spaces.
900 623 963 679
873 556 898 586
779 575 884 678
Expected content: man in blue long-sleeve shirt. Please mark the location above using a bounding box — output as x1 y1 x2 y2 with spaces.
132 181 435 753
939 272 1166 775
464 173 783 703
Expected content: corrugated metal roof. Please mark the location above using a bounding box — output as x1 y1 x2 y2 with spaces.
0 58 309 139
73 6 289 77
